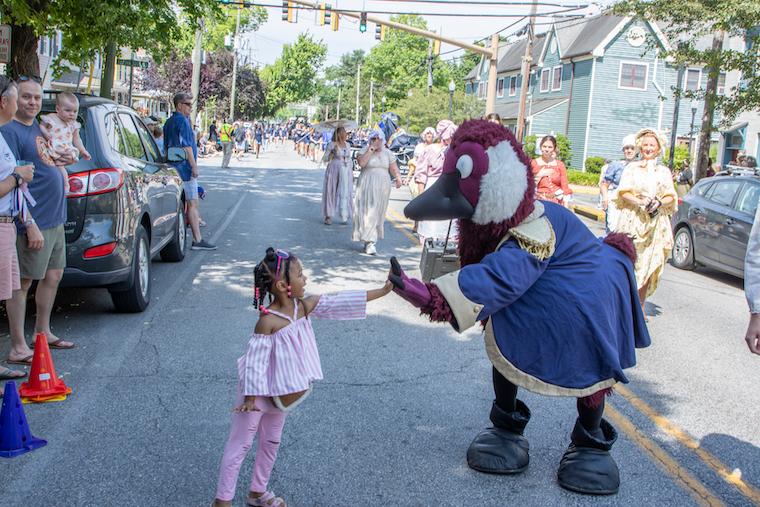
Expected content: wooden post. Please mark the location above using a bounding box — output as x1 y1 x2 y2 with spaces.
485 33 499 116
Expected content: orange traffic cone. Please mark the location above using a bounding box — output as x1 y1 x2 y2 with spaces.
19 333 72 403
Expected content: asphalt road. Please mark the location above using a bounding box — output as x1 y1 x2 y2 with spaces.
1 144 758 506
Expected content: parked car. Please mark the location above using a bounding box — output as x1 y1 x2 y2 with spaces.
671 170 760 278
44 94 186 312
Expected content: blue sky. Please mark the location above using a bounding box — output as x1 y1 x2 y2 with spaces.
242 0 606 68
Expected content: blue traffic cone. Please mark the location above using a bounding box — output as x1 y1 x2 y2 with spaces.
0 381 47 458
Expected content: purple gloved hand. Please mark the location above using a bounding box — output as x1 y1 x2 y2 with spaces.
389 257 432 309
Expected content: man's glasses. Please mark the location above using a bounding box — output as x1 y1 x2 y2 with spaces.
180 101 192 106
17 75 41 83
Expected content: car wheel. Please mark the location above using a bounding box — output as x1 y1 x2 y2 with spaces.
160 202 187 262
672 226 696 270
110 226 151 312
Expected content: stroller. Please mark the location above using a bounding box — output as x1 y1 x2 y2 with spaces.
378 112 420 177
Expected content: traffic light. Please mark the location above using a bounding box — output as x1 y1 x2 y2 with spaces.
432 39 441 56
331 13 339 31
281 1 296 23
319 3 332 27
375 24 382 41
359 12 367 33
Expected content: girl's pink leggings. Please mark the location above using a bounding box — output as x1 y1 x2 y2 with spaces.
215 393 288 501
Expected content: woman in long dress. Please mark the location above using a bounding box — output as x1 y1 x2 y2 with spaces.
530 135 572 207
321 127 353 225
352 130 402 255
415 120 457 241
614 128 678 318
406 127 435 234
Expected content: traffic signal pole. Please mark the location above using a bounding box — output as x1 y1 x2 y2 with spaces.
285 0 499 114
230 6 242 121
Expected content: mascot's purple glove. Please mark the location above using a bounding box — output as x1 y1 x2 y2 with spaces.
389 257 432 309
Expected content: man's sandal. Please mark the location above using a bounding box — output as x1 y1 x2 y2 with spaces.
246 491 286 507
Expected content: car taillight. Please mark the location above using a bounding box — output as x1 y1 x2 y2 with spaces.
67 168 124 198
83 241 117 259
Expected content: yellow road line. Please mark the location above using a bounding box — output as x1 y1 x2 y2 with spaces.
605 403 726 507
616 385 760 505
386 209 419 245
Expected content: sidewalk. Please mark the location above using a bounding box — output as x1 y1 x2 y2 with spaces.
570 184 606 222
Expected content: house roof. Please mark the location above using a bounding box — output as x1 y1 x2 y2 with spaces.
493 97 568 120
560 15 627 59
496 34 547 74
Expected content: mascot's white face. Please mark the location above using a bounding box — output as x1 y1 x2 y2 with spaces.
469 140 530 225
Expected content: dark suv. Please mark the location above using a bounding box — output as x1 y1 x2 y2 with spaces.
671 171 760 278
44 95 186 312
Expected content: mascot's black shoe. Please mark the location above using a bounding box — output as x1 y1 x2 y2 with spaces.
557 418 620 495
467 400 531 474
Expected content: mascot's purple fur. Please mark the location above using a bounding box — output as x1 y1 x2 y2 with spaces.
389 119 650 495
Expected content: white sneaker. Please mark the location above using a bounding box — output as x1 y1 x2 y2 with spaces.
365 242 377 255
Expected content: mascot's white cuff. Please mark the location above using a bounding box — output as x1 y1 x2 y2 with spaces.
432 270 483 332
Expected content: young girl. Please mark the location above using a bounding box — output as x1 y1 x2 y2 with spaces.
40 92 91 191
212 247 392 507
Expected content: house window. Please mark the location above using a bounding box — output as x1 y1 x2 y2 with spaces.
479 82 485 99
509 76 517 96
540 69 550 92
39 37 47 56
551 65 562 91
618 62 648 90
717 72 726 95
497 78 504 98
685 69 701 91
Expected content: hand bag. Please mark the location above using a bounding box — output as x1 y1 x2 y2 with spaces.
419 220 460 282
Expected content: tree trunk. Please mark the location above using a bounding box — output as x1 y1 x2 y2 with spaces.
9 24 40 80
695 30 725 183
100 41 117 99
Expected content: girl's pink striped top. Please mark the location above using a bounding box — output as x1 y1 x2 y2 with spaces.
238 290 367 397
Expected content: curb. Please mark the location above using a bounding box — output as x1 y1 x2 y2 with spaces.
572 204 606 222
569 184 600 196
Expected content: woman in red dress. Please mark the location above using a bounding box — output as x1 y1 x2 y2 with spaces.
530 135 572 207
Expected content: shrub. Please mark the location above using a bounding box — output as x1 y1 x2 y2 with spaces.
664 145 690 170
584 156 606 174
567 169 599 186
523 133 572 165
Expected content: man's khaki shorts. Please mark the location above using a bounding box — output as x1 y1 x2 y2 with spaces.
17 224 66 280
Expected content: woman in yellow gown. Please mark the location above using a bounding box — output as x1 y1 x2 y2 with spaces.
614 129 677 318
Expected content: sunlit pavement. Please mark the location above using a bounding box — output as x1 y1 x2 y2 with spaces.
1 143 757 506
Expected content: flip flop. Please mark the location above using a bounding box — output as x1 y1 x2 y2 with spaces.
0 367 27 380
30 339 76 350
6 354 33 366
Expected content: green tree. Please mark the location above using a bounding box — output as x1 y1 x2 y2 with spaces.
394 87 483 134
260 33 327 116
611 2 759 180
175 6 268 56
318 49 366 120
0 0 214 79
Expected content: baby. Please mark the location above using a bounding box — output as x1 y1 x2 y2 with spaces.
40 92 91 190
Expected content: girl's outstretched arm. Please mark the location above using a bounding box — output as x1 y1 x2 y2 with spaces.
367 280 393 302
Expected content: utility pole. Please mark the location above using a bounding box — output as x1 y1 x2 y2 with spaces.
695 30 725 183
229 6 242 121
427 40 433 95
191 20 203 122
100 41 117 99
369 79 374 126
337 88 341 118
355 64 361 125
668 67 685 172
515 0 538 142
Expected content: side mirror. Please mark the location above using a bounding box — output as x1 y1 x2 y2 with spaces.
167 147 187 162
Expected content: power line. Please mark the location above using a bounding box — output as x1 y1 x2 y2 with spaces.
222 1 588 18
372 0 586 6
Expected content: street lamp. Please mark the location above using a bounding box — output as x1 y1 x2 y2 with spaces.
689 99 698 170
381 95 386 113
448 80 456 120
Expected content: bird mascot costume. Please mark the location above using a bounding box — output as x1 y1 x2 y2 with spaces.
389 119 650 495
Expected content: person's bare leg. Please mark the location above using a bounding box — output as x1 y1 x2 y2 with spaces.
187 199 202 242
34 268 73 346
6 278 33 360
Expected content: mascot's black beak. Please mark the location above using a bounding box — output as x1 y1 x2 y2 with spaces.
404 171 475 221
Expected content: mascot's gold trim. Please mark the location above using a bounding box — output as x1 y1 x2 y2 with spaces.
432 270 483 332
502 201 556 261
485 320 617 397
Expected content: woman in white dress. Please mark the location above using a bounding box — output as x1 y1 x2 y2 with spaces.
352 130 402 255
321 127 353 225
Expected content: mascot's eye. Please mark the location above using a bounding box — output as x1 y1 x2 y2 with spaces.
456 154 474 179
